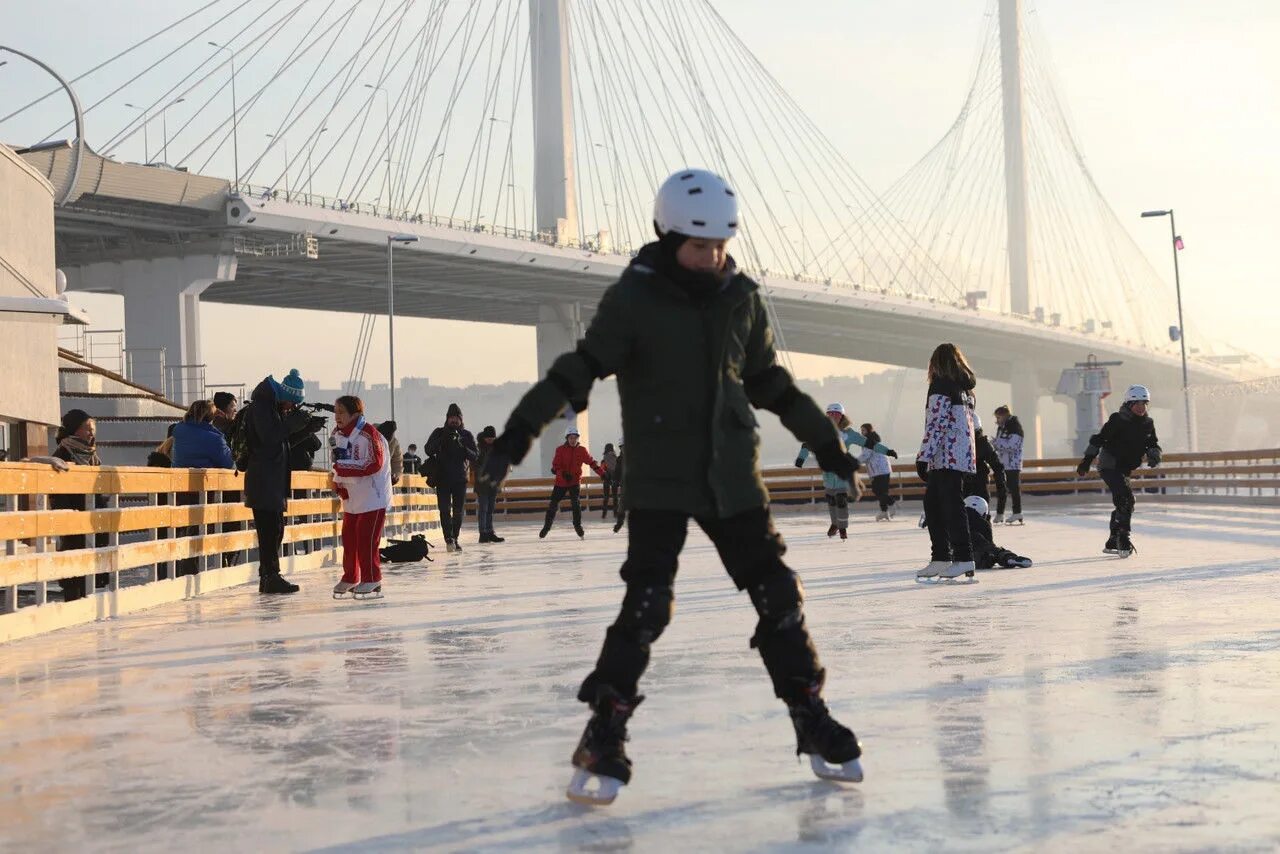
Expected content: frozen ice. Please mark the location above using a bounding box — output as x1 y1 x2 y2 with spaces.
2 502 1279 851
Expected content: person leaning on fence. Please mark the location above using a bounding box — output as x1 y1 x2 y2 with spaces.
212 392 238 438
50 409 111 601
172 400 235 576
402 443 422 476
243 369 313 594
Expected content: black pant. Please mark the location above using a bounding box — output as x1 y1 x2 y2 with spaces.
871 474 895 511
1101 468 1134 535
995 469 1022 515
57 533 111 601
436 482 466 542
924 469 972 561
602 478 621 517
252 508 285 577
579 507 823 705
544 484 582 530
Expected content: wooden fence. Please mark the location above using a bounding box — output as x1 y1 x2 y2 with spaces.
0 465 438 643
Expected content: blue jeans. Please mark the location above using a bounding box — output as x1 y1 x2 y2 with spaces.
476 490 497 535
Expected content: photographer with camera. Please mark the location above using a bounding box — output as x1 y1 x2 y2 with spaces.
425 403 478 552
240 369 313 594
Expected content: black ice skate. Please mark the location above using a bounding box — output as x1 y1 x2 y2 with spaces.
788 686 863 783
1103 534 1119 555
567 691 644 806
1114 533 1136 559
574 524 585 539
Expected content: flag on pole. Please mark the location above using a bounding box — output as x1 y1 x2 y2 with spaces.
1174 235 1185 250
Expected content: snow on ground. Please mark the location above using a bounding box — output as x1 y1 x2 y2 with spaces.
2 501 1278 852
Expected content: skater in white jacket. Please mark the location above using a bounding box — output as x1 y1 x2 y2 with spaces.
330 396 392 600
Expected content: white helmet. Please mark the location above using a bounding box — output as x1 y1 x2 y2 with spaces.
565 426 580 439
1124 384 1151 404
653 169 739 240
825 402 845 415
963 495 989 517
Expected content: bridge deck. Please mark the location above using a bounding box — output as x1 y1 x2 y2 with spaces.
3 504 1278 851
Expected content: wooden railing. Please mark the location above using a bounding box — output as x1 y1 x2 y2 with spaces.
466 447 1280 515
0 465 439 643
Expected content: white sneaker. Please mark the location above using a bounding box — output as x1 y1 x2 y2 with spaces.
332 581 355 599
940 560 976 578
917 560 950 579
993 513 1004 524
1006 514 1024 525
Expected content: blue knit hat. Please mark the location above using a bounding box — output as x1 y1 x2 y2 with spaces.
269 369 306 404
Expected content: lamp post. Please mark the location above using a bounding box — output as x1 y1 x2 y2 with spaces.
387 234 419 421
1141 208 1193 450
266 133 288 197
365 83 394 212
159 97 184 165
124 102 149 163
207 41 239 187
307 126 328 199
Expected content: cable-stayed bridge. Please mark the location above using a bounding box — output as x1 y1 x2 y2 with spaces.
2 0 1260 464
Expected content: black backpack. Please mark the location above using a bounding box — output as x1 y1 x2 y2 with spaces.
420 455 442 488
379 534 433 563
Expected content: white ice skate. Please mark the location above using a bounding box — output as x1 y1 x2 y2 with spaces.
352 581 383 600
875 510 889 522
566 768 624 806
887 505 897 520
938 560 978 583
332 581 355 599
993 513 1004 524
1114 536 1136 559
1006 513 1024 525
916 560 950 582
808 754 864 783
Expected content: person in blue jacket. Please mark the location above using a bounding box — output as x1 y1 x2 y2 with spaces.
172 399 235 469
796 403 897 539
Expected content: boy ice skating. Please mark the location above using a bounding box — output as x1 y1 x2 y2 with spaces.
1076 384 1162 558
541 427 606 539
795 404 897 537
480 168 864 805
964 496 1032 570
915 343 978 583
992 404 1025 524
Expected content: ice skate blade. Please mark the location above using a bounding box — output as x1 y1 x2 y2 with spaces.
352 592 384 601
809 754 864 783
936 573 978 584
1102 547 1118 555
1115 550 1133 559
332 592 352 600
566 768 623 806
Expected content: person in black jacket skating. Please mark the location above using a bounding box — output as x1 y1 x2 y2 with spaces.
425 403 478 552
1076 384 1161 557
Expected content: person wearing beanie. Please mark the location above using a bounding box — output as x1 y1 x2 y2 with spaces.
600 443 620 520
242 370 314 594
474 425 504 543
478 169 864 802
378 420 404 485
539 427 606 540
425 403 478 552
50 409 112 600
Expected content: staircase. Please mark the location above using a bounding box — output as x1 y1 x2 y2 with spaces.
58 349 185 465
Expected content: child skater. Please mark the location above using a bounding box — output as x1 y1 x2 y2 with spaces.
330 395 392 600
915 343 978 582
1076 384 1161 557
795 404 898 538
859 423 898 521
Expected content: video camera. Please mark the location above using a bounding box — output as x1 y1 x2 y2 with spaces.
300 401 336 413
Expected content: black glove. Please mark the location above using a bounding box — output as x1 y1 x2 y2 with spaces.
886 449 899 458
1077 455 1095 477
915 460 928 483
478 423 534 491
813 439 859 482
794 456 805 469
1146 447 1162 468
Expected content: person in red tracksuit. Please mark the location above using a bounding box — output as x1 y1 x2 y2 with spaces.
540 426 606 539
330 395 392 599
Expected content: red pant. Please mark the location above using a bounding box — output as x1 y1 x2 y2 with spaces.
341 508 386 584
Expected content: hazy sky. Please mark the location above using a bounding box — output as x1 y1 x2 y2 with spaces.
7 0 1279 389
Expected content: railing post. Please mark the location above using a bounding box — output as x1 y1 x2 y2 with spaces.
106 492 120 592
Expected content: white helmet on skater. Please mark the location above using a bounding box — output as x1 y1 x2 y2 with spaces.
565 426 580 439
825 402 845 415
1124 385 1151 404
963 495 989 517
653 169 739 239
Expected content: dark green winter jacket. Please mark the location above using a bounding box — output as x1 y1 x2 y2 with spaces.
506 244 842 518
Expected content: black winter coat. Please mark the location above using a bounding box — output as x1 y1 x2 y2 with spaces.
1089 408 1160 474
966 430 1004 498
244 378 308 511
425 425 479 486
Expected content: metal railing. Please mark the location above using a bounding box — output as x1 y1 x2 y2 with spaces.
124 347 167 393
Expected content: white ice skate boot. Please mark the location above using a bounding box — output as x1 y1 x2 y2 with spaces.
993 513 1004 524
352 581 383 600
332 581 355 599
916 560 950 581
887 505 898 520
1006 513 1024 525
875 510 889 522
939 560 978 582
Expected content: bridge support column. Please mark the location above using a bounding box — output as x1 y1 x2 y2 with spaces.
64 255 237 403
1010 361 1044 460
536 302 587 473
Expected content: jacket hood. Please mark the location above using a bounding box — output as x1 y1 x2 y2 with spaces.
251 377 278 404
630 241 748 302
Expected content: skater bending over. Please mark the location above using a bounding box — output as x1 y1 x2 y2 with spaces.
330 396 391 600
992 404 1025 523
480 169 865 805
1076 385 1161 558
915 343 978 582
963 496 1032 569
796 403 897 537
859 423 899 521
541 427 605 539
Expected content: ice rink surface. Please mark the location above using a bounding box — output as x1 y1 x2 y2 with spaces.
3 501 1279 852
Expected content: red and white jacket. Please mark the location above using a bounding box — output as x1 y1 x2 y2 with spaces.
331 417 392 514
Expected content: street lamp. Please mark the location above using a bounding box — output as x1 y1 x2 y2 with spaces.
160 97 184 165
207 41 239 187
365 83 393 212
386 234 419 421
1141 208 1193 450
124 102 149 163
265 133 288 197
